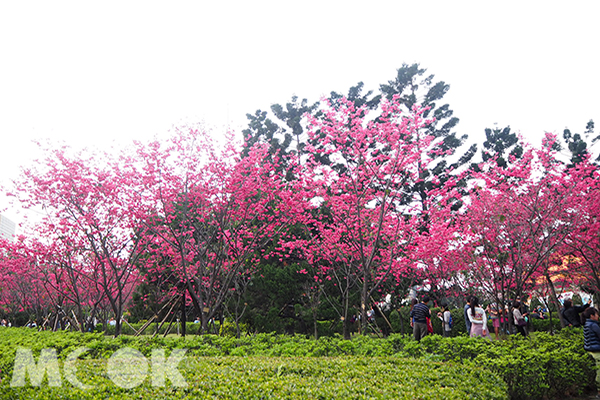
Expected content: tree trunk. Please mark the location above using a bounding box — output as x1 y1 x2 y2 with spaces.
360 273 369 335
313 309 319 340
343 317 351 340
544 271 565 329
341 291 350 340
181 292 186 337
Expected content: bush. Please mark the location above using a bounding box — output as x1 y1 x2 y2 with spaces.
0 327 595 399
99 320 248 337
1 352 507 399
529 316 562 332
416 330 596 399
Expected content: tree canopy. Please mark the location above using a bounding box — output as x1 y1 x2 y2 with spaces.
1 65 598 338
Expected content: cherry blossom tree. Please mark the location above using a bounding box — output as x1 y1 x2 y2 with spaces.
131 127 308 333
9 144 147 335
0 231 105 330
560 158 600 294
35 233 108 331
457 134 585 308
285 97 440 337
0 236 49 322
4 113 598 338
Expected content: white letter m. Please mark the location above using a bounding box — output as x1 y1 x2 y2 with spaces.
10 348 62 387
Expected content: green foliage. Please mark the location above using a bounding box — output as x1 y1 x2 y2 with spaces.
2 331 508 399
388 309 402 333
481 126 523 169
241 260 311 335
128 282 164 323
0 355 507 400
416 330 596 399
529 316 562 332
102 321 225 337
1 327 595 399
449 308 466 336
560 120 599 165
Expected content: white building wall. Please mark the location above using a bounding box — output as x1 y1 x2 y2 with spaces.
0 214 16 241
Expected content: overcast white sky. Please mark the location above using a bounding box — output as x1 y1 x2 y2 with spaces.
1 1 599 224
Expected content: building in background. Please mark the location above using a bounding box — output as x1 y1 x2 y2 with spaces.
0 214 16 241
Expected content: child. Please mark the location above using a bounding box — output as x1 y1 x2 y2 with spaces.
487 303 500 340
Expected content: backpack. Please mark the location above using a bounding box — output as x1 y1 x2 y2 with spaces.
448 313 453 329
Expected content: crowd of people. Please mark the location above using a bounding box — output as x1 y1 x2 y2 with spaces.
408 294 595 341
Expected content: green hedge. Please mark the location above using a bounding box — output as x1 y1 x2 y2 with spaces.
0 327 595 399
412 329 596 400
0 356 507 400
528 317 563 332
98 320 250 337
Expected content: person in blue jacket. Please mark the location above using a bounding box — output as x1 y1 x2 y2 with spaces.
583 307 600 394
410 295 431 341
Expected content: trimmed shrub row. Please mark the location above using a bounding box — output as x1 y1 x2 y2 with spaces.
0 356 508 400
0 327 595 399
410 329 596 400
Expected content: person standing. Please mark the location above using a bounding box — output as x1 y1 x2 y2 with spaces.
464 296 473 335
468 297 491 339
562 298 591 327
409 298 418 331
437 305 452 337
512 301 528 337
411 295 431 341
583 307 600 396
520 295 531 331
487 303 500 340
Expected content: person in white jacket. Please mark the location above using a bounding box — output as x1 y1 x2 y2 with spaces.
467 297 491 339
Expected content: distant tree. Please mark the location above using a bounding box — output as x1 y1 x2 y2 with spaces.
560 119 598 166
380 64 458 139
244 65 476 188
243 84 379 166
270 96 318 157
241 110 283 158
328 81 381 111
380 63 476 210
240 260 311 335
479 125 524 169
242 96 317 179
